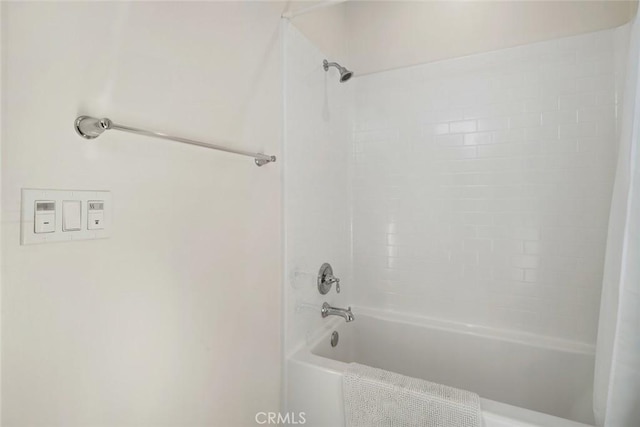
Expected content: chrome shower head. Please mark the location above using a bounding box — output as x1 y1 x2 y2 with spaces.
323 59 354 83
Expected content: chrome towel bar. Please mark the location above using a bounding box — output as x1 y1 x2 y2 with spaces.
74 116 276 167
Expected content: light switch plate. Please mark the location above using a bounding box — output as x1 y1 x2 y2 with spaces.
21 189 112 245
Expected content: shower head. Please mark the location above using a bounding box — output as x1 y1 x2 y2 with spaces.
323 59 354 83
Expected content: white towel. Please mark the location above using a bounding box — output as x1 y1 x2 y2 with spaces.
343 363 482 427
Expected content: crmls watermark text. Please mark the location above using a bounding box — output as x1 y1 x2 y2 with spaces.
255 412 306 425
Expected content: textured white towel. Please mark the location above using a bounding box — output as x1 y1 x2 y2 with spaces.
343 363 482 427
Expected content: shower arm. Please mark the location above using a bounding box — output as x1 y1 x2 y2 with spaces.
323 60 340 71
74 116 276 167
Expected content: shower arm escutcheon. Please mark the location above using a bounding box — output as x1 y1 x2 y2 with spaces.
74 115 276 167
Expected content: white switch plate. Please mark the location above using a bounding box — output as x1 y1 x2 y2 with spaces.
21 189 112 245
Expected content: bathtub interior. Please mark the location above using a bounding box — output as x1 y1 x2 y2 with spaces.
311 312 595 425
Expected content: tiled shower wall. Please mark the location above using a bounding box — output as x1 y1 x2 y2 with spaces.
351 28 622 344
284 22 352 355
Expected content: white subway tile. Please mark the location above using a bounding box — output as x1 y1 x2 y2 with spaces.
492 128 525 144
511 84 541 100
595 89 616 105
576 57 614 78
464 132 493 146
494 267 526 281
577 106 615 123
524 241 541 254
437 109 467 123
477 142 541 158
596 118 617 138
558 122 597 139
423 122 450 135
435 134 465 146
509 113 541 129
558 92 596 111
463 212 494 226
539 77 576 95
478 117 509 131
493 239 525 254
524 96 559 113
576 75 615 93
450 120 477 134
350 28 617 345
464 239 492 252
512 255 540 269
525 126 558 141
436 146 477 160
541 139 578 154
541 110 577 127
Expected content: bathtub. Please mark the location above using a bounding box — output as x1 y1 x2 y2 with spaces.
286 307 595 427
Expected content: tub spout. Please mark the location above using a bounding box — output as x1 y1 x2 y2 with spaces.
321 302 354 322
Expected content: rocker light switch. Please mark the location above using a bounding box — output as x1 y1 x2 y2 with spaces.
62 200 82 231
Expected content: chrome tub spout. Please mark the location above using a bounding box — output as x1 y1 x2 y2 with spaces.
321 302 354 322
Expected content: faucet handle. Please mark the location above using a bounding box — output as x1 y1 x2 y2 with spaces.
318 263 342 295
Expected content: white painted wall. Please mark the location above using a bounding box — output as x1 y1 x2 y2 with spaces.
351 27 623 345
1 2 283 425
292 1 636 76
283 22 352 357
288 1 349 64
346 1 636 75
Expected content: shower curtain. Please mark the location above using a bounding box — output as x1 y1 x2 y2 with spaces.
593 8 640 427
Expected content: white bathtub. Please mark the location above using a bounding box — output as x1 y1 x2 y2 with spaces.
286 307 595 427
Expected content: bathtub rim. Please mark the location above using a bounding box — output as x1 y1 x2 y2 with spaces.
290 307 595 427
305 306 595 356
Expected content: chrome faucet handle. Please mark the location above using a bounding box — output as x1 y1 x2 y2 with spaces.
318 263 341 295
326 275 341 292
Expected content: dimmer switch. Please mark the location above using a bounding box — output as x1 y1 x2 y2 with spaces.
34 200 55 233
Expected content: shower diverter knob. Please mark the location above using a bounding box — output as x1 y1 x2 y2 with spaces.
318 263 341 295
